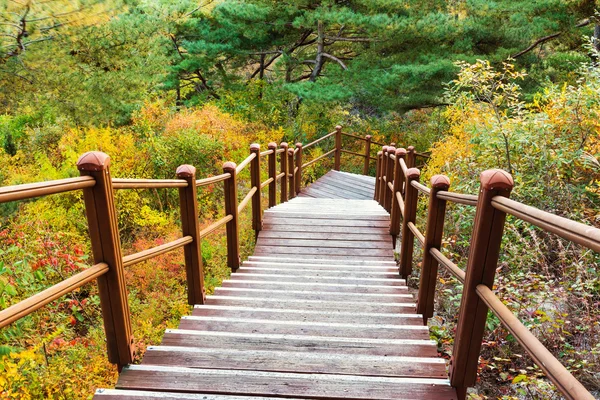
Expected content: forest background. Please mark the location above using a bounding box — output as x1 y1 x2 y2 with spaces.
1 0 600 398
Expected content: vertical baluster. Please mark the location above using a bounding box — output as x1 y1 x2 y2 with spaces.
449 169 513 399
295 143 303 195
389 148 406 246
288 148 296 200
250 144 262 238
363 135 372 175
223 162 240 271
374 150 382 201
268 142 277 208
407 146 416 168
176 164 205 306
77 151 133 368
378 146 389 206
334 125 342 171
416 175 450 324
399 168 420 279
383 146 396 213
280 142 288 203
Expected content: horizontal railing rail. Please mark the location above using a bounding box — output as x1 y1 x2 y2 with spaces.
0 176 96 203
375 142 596 399
112 178 188 189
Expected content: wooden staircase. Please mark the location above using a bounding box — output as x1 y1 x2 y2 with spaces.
94 171 457 400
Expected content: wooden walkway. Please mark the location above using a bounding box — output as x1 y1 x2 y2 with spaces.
95 171 457 400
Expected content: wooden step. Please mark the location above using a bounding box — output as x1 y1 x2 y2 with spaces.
95 389 297 399
230 271 405 284
247 256 396 265
115 365 457 399
178 316 429 339
161 329 438 357
191 305 422 325
141 346 447 378
221 280 408 294
213 287 411 302
237 266 399 277
257 231 391 241
205 295 416 313
255 238 392 249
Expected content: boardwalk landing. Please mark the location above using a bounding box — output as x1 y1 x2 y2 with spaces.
95 171 457 400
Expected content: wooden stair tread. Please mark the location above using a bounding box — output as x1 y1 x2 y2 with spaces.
221 280 408 293
115 366 457 400
141 346 447 378
230 271 405 284
161 329 438 357
95 389 303 399
191 305 422 325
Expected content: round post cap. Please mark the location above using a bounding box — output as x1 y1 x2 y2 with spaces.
387 146 396 154
406 167 420 180
407 146 415 152
365 135 372 140
430 174 450 189
480 169 514 190
223 161 237 171
268 142 277 149
382 146 389 153
176 164 196 178
295 142 302 148
280 142 288 148
77 151 110 171
335 125 342 131
250 143 260 152
395 148 407 157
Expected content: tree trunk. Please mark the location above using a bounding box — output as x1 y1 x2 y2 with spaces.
310 21 325 82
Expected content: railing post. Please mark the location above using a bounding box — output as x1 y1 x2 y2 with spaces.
268 142 277 208
288 148 296 199
363 135 372 175
334 125 342 171
449 169 513 399
250 144 262 238
176 165 205 306
399 167 420 279
378 146 389 206
389 148 406 246
383 146 396 213
77 152 133 368
407 146 416 169
374 150 382 201
295 142 303 195
416 175 450 324
223 161 240 271
280 142 288 203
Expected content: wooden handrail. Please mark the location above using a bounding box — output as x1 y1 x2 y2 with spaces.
476 285 594 399
196 173 231 187
238 186 257 213
275 172 285 180
200 215 232 238
341 132 367 142
437 190 478 206
0 263 109 329
429 248 465 283
407 221 425 246
492 196 600 253
411 180 431 196
122 236 192 267
236 152 256 174
340 149 368 158
261 177 274 189
112 178 188 189
301 148 336 169
0 176 95 203
260 149 274 157
303 130 336 149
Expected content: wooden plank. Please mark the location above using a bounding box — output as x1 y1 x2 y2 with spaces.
330 170 377 185
205 296 416 313
308 181 367 200
230 272 405 285
161 329 438 357
253 245 394 257
251 253 393 261
213 287 411 302
257 230 391 241
191 305 420 325
262 218 389 227
220 280 407 294
325 173 377 191
94 389 295 399
260 224 389 234
116 366 458 400
255 238 391 249
241 261 397 270
314 176 375 196
247 256 396 265
301 185 347 199
264 211 390 221
141 346 447 378
236 267 399 278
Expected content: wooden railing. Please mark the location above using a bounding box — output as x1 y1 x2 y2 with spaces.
0 125 381 370
375 145 596 400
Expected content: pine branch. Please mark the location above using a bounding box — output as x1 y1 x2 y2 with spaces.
322 52 347 70
512 18 594 59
